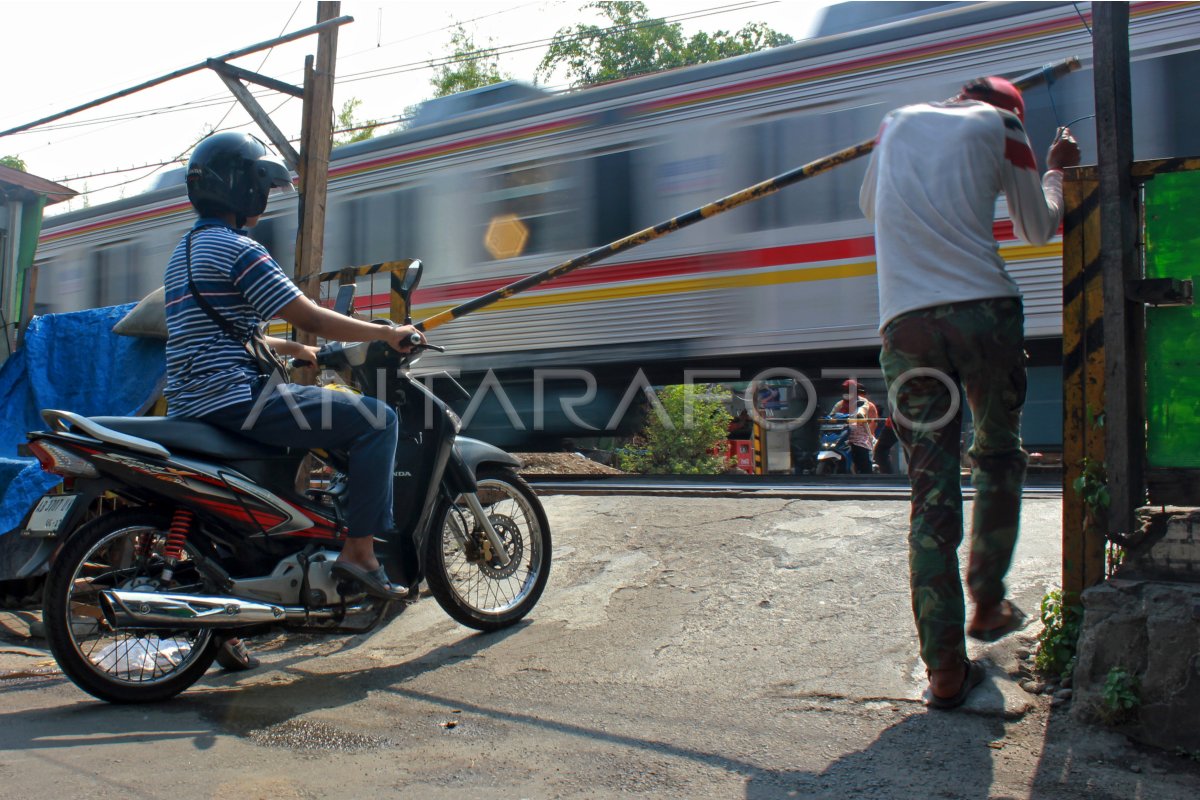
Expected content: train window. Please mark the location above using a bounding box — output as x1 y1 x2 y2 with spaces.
739 107 876 231
253 217 278 254
1135 49 1200 159
592 150 635 246
344 188 421 267
94 242 142 307
478 160 581 260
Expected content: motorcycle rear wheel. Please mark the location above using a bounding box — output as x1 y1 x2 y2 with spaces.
43 508 219 704
425 468 551 631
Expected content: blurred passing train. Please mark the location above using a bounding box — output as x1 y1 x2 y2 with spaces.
33 1 1200 448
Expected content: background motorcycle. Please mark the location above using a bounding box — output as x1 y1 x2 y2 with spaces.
815 414 854 476
25 263 551 703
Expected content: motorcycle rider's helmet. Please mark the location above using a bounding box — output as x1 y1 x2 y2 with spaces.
185 132 292 224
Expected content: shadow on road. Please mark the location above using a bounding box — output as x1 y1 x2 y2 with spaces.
383 677 1008 799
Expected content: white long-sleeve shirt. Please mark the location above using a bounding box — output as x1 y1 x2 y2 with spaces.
859 100 1065 330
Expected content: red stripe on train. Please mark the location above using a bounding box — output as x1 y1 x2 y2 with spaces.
401 226 1030 307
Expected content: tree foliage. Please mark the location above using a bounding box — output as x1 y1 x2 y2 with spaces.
430 24 510 98
537 1 793 87
618 384 732 475
0 155 27 172
333 97 377 145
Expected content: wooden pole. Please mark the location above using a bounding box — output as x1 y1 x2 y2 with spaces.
294 1 341 350
213 70 301 170
1093 4 1144 539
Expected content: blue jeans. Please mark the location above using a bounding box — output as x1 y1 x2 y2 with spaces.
203 381 399 539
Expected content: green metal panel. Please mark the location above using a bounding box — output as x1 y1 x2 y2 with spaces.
1144 171 1200 468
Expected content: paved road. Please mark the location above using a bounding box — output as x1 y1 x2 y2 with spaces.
2 496 1198 799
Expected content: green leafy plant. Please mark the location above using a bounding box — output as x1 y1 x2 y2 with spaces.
1034 589 1082 678
430 24 510 98
617 384 731 475
537 2 792 87
1073 457 1110 514
1100 666 1141 724
333 98 378 145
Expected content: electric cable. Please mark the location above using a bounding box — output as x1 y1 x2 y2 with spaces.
9 1 773 136
40 1 782 195
207 2 303 136
68 94 296 198
1072 2 1093 37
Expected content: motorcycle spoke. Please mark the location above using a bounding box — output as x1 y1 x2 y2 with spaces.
63 524 211 687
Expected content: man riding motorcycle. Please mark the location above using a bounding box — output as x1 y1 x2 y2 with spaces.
165 133 423 663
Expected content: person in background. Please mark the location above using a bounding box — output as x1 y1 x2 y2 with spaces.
828 380 877 474
859 76 1080 708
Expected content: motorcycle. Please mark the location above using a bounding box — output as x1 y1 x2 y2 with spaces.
815 414 854 475
24 262 551 704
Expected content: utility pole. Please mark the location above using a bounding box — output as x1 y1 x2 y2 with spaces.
1093 3 1143 538
294 0 341 353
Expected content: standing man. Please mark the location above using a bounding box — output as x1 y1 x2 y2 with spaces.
828 380 877 474
859 77 1079 708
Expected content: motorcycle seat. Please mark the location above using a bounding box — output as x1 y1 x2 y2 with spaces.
88 416 295 460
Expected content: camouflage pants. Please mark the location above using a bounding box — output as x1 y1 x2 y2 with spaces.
879 297 1028 671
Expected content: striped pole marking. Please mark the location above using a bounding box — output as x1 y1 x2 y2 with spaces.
1061 167 1107 602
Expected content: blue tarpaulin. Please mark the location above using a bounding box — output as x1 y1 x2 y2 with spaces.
0 304 165 577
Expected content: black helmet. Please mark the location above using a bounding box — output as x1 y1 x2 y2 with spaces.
185 132 292 221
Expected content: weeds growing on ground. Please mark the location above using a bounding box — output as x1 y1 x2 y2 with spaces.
1100 666 1141 724
1035 589 1082 679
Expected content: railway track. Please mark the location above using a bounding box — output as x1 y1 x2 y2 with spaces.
522 474 1063 500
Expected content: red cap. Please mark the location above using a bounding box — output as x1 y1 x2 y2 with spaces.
962 76 1025 123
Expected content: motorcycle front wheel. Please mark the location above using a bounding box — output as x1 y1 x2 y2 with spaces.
425 468 551 631
43 508 219 704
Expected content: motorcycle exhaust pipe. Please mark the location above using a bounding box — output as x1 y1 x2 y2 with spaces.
98 589 286 630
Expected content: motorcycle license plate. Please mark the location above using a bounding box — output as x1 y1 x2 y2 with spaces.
25 494 79 537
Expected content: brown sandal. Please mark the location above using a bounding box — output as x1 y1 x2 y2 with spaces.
925 658 985 710
967 600 1028 643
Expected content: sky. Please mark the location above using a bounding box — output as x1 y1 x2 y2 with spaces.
0 1 831 212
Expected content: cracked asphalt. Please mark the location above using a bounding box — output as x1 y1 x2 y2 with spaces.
2 495 1199 799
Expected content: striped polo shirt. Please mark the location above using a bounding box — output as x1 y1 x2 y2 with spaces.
163 218 302 418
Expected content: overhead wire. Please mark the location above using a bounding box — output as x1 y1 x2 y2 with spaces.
68 95 298 198
17 1 771 136
206 1 303 135
61 3 303 199
45 0 779 193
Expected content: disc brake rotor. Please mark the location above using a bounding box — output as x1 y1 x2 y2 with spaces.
477 514 522 579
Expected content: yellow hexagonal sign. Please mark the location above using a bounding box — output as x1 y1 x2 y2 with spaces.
484 213 530 260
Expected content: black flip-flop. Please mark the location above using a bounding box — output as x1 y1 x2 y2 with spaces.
967 600 1028 643
925 658 986 710
331 561 410 600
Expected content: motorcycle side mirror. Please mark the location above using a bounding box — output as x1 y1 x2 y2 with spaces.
397 260 422 325
333 283 356 316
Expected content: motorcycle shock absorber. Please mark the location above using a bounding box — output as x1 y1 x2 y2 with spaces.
160 508 194 584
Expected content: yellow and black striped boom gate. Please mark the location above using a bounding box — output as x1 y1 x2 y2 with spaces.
415 59 1080 333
